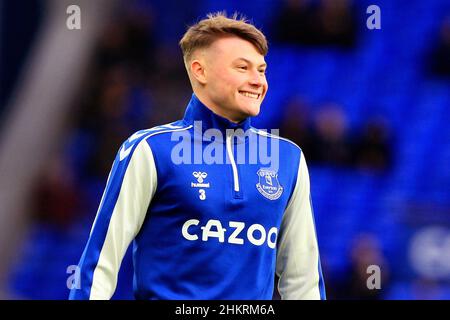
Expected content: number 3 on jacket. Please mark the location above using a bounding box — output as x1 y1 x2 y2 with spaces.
199 189 206 200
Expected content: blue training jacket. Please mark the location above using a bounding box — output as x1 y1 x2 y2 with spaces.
69 94 326 300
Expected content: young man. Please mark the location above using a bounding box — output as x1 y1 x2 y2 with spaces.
69 12 326 300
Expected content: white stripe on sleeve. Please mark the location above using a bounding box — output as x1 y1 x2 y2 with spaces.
89 139 157 299
276 152 322 300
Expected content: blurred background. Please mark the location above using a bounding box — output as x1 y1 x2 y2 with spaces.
0 0 449 299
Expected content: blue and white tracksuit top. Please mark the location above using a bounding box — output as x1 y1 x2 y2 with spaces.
69 94 326 300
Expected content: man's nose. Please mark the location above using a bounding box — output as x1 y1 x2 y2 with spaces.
249 71 264 87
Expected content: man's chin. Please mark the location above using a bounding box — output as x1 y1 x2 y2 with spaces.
246 106 261 117
229 103 261 122
233 109 259 123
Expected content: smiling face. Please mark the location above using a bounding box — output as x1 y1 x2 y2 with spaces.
190 36 268 123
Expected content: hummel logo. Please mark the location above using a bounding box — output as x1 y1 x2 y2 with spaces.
119 131 149 161
191 171 210 188
193 171 207 183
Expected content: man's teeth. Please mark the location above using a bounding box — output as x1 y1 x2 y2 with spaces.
239 91 260 99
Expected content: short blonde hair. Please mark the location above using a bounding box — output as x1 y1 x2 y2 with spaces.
179 12 268 66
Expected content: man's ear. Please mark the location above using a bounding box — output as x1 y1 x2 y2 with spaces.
190 59 207 85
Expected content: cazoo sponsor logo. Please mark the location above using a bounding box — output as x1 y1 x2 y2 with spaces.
182 219 278 249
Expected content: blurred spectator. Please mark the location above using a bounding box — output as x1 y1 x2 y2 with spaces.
94 7 157 79
147 44 191 126
428 16 450 77
279 96 314 157
31 154 82 228
83 65 136 179
272 0 357 48
74 5 160 181
336 233 390 299
354 117 392 172
313 0 357 47
308 102 354 166
272 0 316 45
281 100 394 171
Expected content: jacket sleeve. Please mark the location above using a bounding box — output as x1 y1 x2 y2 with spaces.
69 136 157 300
276 152 326 300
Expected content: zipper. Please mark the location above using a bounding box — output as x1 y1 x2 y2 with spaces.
226 132 241 197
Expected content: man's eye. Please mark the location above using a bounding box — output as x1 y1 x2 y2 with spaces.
238 66 247 70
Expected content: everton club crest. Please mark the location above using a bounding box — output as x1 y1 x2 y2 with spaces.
256 168 283 200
